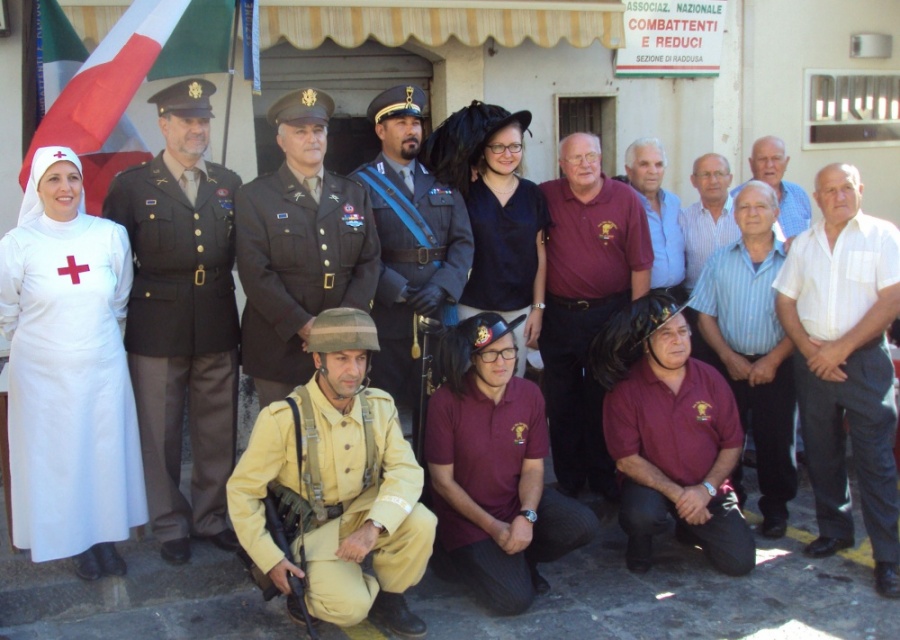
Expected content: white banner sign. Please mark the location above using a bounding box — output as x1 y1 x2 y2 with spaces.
615 1 728 77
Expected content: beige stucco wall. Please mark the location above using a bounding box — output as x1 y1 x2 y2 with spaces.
740 0 900 223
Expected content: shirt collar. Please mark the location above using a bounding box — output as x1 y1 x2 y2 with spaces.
384 156 415 178
163 149 207 181
700 194 733 217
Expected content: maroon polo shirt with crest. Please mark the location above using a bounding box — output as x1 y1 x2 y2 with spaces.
603 357 743 490
540 174 653 300
425 372 549 551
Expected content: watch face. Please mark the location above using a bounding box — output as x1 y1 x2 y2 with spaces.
522 510 537 523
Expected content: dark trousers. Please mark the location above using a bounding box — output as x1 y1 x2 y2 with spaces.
793 342 900 563
448 488 598 615
619 480 756 576
371 335 420 409
540 294 628 493
129 350 238 541
727 356 798 521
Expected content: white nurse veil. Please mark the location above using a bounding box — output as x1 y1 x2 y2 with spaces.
17 146 87 226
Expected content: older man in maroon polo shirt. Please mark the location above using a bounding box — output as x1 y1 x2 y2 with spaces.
596 294 755 576
540 132 653 501
426 312 597 615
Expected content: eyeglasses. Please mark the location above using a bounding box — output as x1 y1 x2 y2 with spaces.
476 347 518 363
694 171 729 180
486 143 523 155
563 152 600 166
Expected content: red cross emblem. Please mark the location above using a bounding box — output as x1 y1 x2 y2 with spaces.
53 150 66 159
57 255 90 284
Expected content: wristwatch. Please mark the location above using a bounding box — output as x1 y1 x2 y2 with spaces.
702 481 717 497
531 302 546 310
519 509 538 524
369 519 385 532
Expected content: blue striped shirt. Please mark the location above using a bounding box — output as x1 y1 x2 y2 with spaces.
689 238 787 355
732 179 811 239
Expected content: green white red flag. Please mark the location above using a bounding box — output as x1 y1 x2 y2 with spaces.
22 0 234 214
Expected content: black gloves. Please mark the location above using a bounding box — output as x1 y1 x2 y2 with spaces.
407 283 446 317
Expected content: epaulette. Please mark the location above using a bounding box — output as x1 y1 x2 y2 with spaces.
114 162 149 178
361 387 392 402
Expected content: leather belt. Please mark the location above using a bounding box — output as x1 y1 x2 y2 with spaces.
547 294 610 311
382 246 448 265
138 267 222 286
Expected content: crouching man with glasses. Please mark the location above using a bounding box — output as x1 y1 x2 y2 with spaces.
424 312 598 615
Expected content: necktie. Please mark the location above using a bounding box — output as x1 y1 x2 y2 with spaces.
181 168 198 207
401 168 415 194
304 176 320 204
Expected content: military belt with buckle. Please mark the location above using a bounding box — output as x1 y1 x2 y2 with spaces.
381 246 448 265
323 273 335 289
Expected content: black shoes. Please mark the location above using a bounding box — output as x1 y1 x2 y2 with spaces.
368 591 428 638
803 536 854 558
94 542 127 576
205 528 241 552
73 543 126 580
286 594 322 630
874 562 900 599
625 536 652 574
760 518 788 539
529 563 551 595
161 537 192 565
72 548 102 581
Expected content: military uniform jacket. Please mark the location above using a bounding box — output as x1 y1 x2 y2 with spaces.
226 378 424 573
351 154 473 340
235 164 380 383
103 152 241 357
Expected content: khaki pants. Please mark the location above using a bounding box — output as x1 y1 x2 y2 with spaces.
300 503 436 626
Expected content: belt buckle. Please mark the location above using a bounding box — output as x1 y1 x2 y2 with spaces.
194 267 206 286
577 300 590 311
323 273 335 289
417 247 430 265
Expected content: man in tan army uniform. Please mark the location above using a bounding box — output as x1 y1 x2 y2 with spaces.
227 308 435 637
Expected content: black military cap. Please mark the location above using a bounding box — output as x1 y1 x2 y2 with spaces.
267 88 335 128
367 85 426 124
148 78 217 118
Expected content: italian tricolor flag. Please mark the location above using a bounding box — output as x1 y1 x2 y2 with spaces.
22 0 234 214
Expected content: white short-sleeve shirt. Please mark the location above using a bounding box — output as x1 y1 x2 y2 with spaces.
773 211 900 341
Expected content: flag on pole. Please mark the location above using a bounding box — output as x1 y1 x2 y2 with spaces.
241 0 261 95
22 0 234 214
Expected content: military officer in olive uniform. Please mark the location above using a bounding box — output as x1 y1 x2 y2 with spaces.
352 85 473 408
236 88 380 409
103 78 242 565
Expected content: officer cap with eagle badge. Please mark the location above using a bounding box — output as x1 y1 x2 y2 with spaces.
148 78 217 118
267 88 335 128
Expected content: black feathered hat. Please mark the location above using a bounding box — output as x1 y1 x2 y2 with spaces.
419 101 531 197
588 292 689 390
435 312 526 395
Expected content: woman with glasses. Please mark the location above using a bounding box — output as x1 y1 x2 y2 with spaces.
422 103 549 377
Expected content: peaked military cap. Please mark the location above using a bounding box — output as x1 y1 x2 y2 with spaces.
148 78 216 118
367 85 426 124
267 88 335 128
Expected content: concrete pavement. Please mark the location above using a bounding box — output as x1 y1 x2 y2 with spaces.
1 458 898 639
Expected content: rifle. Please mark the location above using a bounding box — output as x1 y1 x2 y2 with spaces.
264 495 320 640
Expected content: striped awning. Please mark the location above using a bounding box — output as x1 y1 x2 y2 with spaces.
62 0 626 51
